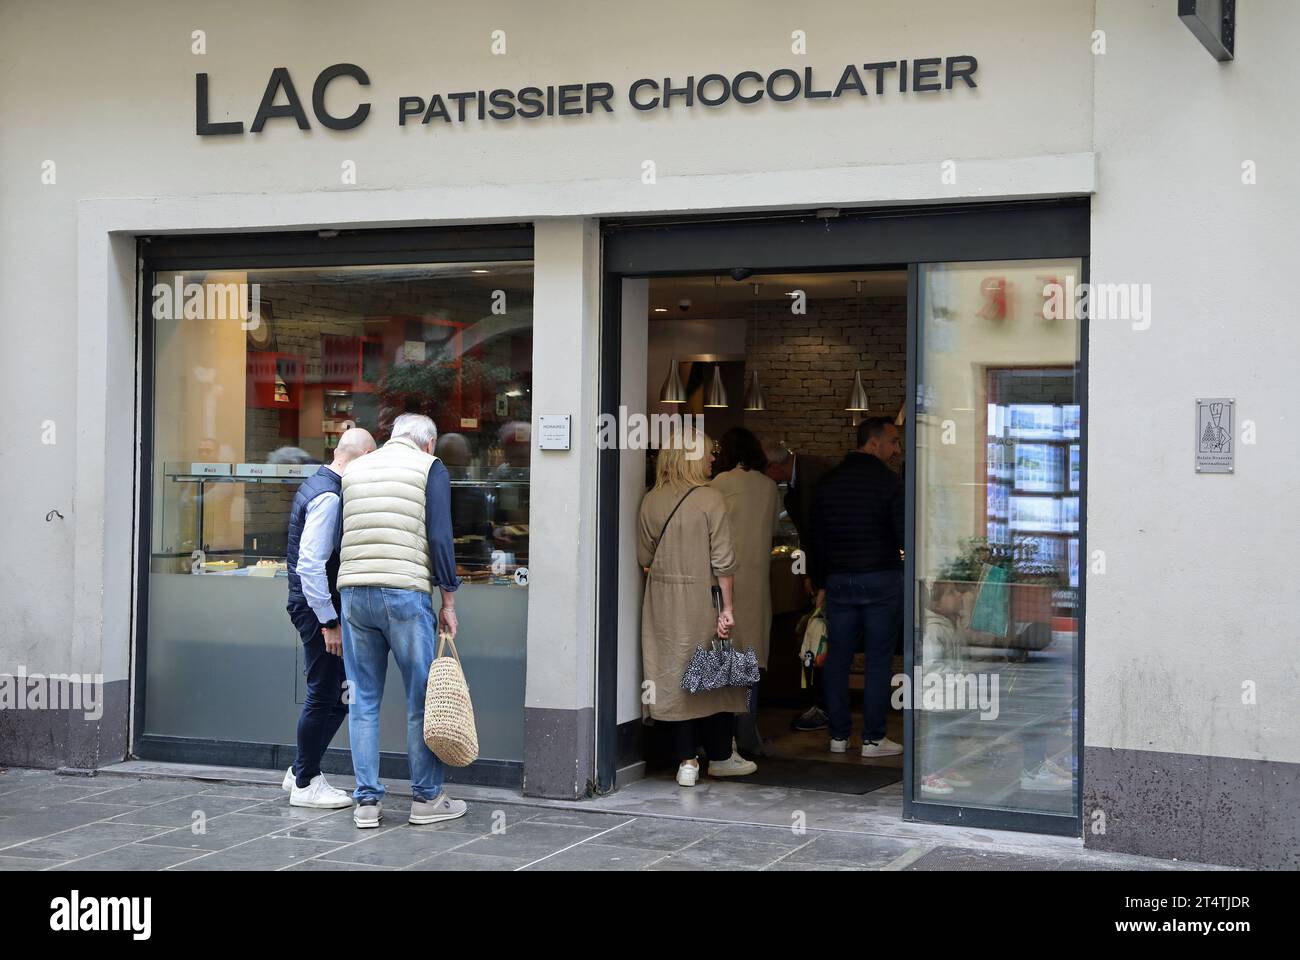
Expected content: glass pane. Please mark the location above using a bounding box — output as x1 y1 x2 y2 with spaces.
914 259 1081 817
146 261 532 761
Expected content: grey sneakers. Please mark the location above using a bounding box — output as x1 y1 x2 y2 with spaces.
409 792 467 825
353 802 383 828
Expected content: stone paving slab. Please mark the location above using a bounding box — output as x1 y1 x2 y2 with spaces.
0 766 1232 871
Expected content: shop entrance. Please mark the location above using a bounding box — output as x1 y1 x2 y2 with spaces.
596 202 1089 837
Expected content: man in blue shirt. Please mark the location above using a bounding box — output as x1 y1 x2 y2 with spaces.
283 427 376 808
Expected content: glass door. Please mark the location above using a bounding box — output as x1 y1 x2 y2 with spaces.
910 258 1083 829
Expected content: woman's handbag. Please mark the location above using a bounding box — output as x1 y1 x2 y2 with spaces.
422 630 479 767
680 587 761 693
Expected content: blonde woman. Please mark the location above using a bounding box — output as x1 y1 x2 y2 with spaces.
638 437 755 786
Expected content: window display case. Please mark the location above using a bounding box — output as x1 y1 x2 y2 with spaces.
153 461 531 583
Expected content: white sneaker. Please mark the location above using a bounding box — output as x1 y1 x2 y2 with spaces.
676 761 700 787
708 751 758 777
1020 764 1071 792
282 766 295 792
861 737 903 758
829 738 849 754
290 772 353 809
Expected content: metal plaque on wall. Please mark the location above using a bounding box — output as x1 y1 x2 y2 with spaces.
1195 398 1234 473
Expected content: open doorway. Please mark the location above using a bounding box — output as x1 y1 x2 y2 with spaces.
638 269 908 796
596 202 1089 838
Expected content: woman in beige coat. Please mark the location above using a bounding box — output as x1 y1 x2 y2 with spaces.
710 427 782 669
639 438 756 786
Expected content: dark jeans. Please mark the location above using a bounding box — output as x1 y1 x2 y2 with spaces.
824 570 902 742
661 712 734 763
289 605 348 788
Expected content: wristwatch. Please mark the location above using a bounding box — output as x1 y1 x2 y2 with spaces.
322 618 340 630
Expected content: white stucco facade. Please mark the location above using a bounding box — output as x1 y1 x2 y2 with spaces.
2 0 1296 864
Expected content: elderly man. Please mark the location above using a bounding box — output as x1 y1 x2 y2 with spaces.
336 413 465 828
283 427 376 808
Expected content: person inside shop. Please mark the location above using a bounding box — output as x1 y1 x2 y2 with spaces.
762 437 836 732
809 417 905 758
437 431 491 571
638 436 756 786
711 427 781 761
282 426 376 809
491 420 530 566
335 413 467 829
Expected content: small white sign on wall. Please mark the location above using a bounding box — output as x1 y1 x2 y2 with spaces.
1195 398 1234 474
538 415 571 450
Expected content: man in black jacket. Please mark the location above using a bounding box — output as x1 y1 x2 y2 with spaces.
809 418 904 757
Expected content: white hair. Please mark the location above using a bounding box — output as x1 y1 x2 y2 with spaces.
761 437 791 465
391 413 438 449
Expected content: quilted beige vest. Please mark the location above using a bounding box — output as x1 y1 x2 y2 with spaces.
338 435 440 593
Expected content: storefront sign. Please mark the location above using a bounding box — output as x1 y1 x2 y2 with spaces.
196 57 979 135
1195 398 1234 473
538 415 571 450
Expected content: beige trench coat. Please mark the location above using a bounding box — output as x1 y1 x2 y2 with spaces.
710 466 781 668
638 482 746 721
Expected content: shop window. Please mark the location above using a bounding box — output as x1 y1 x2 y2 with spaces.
144 262 532 762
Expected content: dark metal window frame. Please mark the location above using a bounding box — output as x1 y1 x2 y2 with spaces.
596 200 1088 837
133 225 534 789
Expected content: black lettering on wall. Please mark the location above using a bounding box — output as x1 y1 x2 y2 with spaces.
195 73 244 136
312 63 371 130
251 68 311 133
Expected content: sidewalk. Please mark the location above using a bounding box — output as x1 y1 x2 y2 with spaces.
0 764 1229 871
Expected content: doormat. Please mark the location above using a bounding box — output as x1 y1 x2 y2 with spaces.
719 756 902 795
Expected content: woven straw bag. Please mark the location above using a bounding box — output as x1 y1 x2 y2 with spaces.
422 631 479 767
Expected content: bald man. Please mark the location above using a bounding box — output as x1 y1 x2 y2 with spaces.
283 427 376 808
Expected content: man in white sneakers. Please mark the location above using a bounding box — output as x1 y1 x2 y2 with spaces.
283 428 375 809
335 413 467 829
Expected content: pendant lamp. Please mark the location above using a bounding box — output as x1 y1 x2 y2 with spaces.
743 281 766 411
846 370 870 412
846 280 870 412
705 364 728 408
659 357 687 403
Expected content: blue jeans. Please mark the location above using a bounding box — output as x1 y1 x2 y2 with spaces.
340 586 445 804
289 605 349 788
824 570 902 742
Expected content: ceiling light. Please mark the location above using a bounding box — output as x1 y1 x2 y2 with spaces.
659 357 687 403
705 365 728 408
